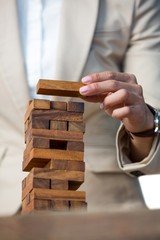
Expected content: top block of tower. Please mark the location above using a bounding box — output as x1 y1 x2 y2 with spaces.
37 80 85 98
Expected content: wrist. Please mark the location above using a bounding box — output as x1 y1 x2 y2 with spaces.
127 104 160 138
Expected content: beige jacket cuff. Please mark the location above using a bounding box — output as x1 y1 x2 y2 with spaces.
116 124 160 177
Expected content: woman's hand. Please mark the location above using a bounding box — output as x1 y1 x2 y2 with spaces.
79 71 154 134
79 71 156 161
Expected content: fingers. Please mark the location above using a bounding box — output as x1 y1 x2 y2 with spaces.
79 71 145 126
79 80 143 104
79 80 124 96
101 88 143 109
81 71 137 84
106 105 134 120
79 72 139 97
100 88 144 120
104 103 146 132
79 71 154 134
79 94 107 103
111 104 154 134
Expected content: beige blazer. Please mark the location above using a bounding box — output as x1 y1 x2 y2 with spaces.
0 0 160 215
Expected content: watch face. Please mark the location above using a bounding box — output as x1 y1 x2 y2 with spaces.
154 109 160 133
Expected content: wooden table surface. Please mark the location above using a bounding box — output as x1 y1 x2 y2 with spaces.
0 209 160 240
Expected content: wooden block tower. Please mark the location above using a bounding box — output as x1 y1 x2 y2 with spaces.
22 80 87 213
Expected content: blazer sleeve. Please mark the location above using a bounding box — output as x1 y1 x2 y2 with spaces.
116 124 160 177
124 0 160 109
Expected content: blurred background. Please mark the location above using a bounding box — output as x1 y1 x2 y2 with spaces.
139 174 160 209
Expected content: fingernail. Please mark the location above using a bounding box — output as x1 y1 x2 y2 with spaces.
82 76 92 83
100 103 104 109
79 86 89 94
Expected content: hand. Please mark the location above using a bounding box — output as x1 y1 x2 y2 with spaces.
79 71 154 134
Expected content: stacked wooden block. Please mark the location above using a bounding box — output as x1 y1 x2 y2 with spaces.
22 80 87 213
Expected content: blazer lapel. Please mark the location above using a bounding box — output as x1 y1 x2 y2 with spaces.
55 0 99 81
0 0 29 115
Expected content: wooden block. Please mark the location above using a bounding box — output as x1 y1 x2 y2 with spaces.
26 128 83 144
25 120 50 141
32 199 69 212
31 118 50 129
26 100 32 108
27 137 50 150
25 118 50 134
33 199 51 210
22 171 51 189
24 99 51 122
69 201 87 210
37 80 84 98
45 160 85 172
67 101 84 113
23 148 84 171
22 199 69 213
32 177 50 189
30 188 86 202
21 203 33 214
24 193 30 206
25 118 49 143
22 194 30 212
29 168 84 183
22 178 26 190
50 200 69 211
22 173 50 200
24 119 29 133
68 121 85 132
50 120 67 130
22 168 84 193
23 156 46 170
31 109 83 122
51 179 69 190
50 101 67 110
23 138 50 165
22 198 51 213
67 141 84 152
22 183 33 201
25 121 48 145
